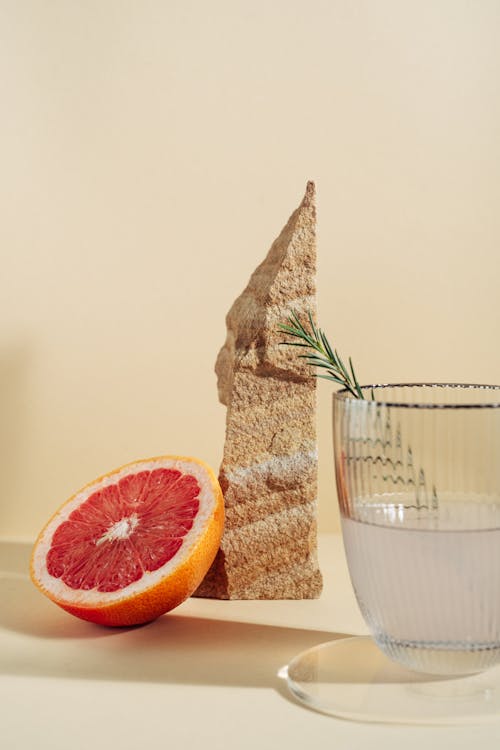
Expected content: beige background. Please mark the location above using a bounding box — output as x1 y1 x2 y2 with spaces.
1 0 499 539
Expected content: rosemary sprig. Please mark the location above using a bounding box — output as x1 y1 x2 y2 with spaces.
278 310 365 400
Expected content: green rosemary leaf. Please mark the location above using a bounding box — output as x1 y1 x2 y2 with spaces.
315 373 348 385
307 309 320 341
320 330 335 362
315 374 359 396
349 356 364 399
278 309 366 400
280 318 316 347
334 349 351 383
306 360 340 371
300 353 333 364
291 310 308 337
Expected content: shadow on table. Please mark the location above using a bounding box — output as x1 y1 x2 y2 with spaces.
0 540 342 690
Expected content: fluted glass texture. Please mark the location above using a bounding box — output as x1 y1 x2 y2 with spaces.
333 384 500 675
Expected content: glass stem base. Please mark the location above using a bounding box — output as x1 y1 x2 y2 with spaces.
283 636 500 724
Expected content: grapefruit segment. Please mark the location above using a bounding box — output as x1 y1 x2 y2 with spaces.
30 456 224 626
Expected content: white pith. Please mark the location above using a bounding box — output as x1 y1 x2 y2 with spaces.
32 457 217 606
96 514 139 546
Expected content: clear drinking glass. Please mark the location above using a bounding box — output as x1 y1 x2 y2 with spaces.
334 383 500 676
285 383 500 723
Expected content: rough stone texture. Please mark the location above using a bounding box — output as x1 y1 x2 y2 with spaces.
195 181 323 599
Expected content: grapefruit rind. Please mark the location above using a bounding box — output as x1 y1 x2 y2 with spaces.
30 455 224 626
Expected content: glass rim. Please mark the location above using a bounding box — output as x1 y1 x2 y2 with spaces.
332 382 500 409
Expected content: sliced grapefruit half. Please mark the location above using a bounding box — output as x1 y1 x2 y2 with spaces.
30 455 224 627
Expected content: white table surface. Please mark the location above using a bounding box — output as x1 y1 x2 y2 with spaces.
1 534 499 749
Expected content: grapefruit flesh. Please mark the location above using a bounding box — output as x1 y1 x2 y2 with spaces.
30 456 224 627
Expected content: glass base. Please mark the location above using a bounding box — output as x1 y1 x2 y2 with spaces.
283 636 500 724
375 634 500 675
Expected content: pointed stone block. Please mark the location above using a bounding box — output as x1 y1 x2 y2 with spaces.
196 182 322 599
